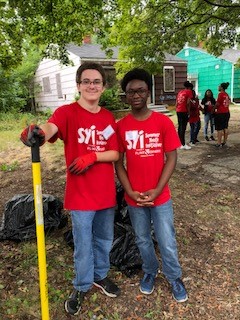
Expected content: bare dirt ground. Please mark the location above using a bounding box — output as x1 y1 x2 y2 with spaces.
0 107 240 319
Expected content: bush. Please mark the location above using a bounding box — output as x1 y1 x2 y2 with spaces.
99 86 128 111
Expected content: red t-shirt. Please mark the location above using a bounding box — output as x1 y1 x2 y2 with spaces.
117 111 181 207
189 98 200 123
48 102 118 210
216 92 230 114
176 89 193 113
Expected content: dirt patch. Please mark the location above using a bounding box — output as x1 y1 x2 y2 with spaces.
0 108 240 319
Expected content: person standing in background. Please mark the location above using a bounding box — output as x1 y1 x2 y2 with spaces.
175 81 193 150
214 82 231 148
189 90 203 146
201 89 216 141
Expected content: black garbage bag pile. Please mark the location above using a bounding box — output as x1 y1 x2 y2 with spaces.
64 182 143 277
0 194 68 242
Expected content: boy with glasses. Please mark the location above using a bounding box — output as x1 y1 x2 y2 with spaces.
20 62 120 316
115 68 188 303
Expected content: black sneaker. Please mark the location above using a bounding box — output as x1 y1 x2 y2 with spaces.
93 277 120 297
64 289 85 316
205 136 209 141
210 136 215 141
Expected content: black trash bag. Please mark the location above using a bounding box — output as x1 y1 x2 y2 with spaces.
110 222 142 277
63 229 74 249
0 194 68 242
115 181 131 225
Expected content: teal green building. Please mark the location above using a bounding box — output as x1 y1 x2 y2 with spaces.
176 46 240 103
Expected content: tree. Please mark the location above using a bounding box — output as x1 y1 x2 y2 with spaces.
0 0 105 69
101 0 240 75
1 0 240 76
0 43 41 112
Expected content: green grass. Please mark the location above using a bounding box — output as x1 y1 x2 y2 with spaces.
0 161 19 171
0 111 52 151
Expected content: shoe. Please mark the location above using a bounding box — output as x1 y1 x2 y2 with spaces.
93 277 120 297
183 144 191 150
210 136 215 141
65 289 85 316
189 142 196 147
195 139 200 143
221 142 226 147
171 278 188 303
215 144 222 148
140 273 155 295
205 136 209 141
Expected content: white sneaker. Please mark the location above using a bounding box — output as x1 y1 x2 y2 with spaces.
179 145 185 150
183 144 191 150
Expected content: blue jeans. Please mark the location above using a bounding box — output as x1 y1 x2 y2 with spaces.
204 113 214 136
128 200 182 283
70 208 115 292
190 120 201 143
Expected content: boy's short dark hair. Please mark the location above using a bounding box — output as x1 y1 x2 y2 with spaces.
183 81 193 89
76 62 107 85
121 68 152 92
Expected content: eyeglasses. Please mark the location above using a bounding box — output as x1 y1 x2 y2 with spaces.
80 79 103 87
125 88 148 97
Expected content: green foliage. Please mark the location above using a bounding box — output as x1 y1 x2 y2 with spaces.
0 111 50 131
0 42 41 112
99 86 128 110
0 0 105 67
1 0 240 78
102 0 240 75
0 161 19 172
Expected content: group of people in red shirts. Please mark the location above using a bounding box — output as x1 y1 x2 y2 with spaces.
20 63 188 317
175 81 231 150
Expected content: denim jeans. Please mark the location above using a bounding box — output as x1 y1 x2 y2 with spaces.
204 113 215 136
128 200 182 283
190 120 201 143
70 208 115 292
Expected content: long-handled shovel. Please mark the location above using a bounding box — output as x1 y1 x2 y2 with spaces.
31 137 50 320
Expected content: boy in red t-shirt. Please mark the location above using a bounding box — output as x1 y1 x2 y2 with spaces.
20 62 120 316
189 90 203 145
115 68 188 303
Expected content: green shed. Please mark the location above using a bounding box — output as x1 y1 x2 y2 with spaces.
176 46 240 103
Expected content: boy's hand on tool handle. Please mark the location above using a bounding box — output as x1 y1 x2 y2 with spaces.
68 153 97 175
20 124 45 147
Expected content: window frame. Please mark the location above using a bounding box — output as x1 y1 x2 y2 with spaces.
163 66 175 92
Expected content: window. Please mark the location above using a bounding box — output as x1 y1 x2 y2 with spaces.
56 73 63 98
42 77 51 94
163 66 175 92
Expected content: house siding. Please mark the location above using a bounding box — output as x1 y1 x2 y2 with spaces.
234 68 240 102
34 52 80 111
154 63 187 106
177 47 240 102
34 45 187 111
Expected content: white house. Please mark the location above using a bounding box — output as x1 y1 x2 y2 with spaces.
34 42 187 111
34 43 118 111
